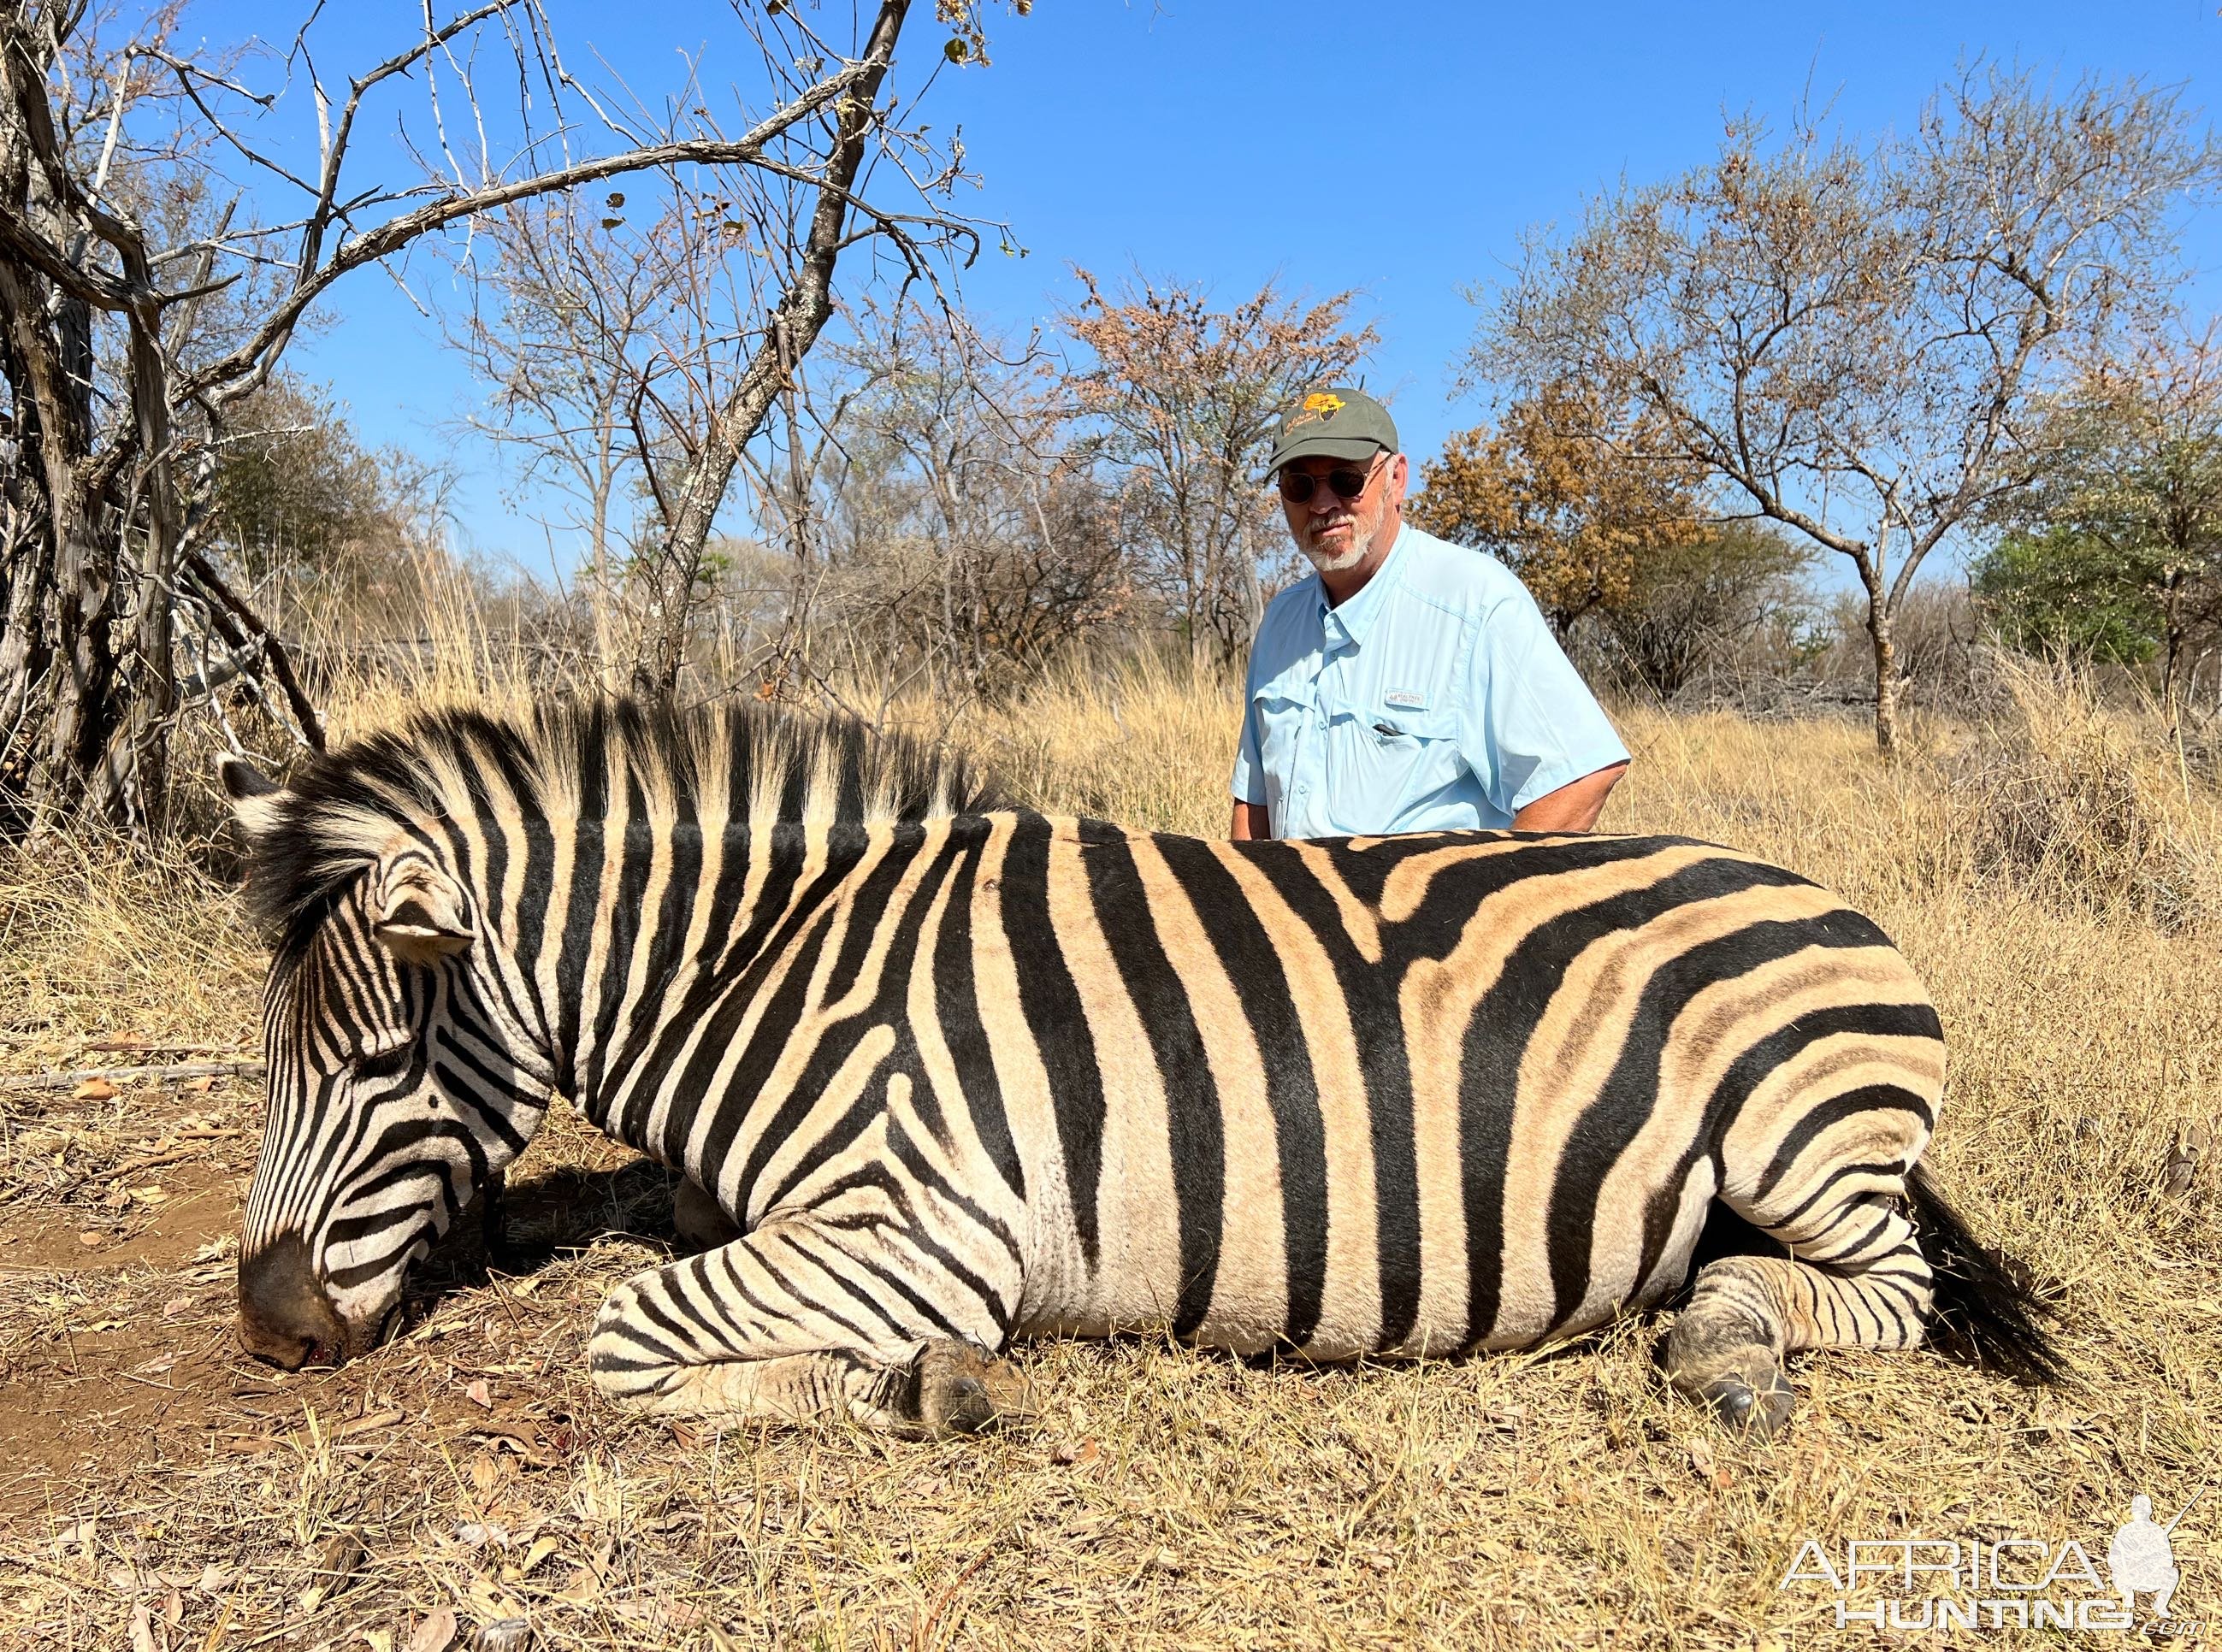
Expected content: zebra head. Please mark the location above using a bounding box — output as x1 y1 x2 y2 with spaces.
222 756 553 1369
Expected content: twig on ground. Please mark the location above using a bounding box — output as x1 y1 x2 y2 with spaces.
0 1060 264 1093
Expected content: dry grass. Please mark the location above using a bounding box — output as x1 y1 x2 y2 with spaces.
1941 655 2222 934
0 651 2218 1649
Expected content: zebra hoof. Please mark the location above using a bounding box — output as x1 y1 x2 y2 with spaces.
1700 1366 1794 1438
907 1339 1029 1437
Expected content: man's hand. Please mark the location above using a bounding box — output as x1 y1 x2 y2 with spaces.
1230 800 1270 841
1510 763 1628 833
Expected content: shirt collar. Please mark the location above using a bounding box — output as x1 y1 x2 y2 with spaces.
1312 522 1410 648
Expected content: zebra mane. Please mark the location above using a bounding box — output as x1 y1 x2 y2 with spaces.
238 696 1006 952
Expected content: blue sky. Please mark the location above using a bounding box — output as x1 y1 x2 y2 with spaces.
234 0 2222 581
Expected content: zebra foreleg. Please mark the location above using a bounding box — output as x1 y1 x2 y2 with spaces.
585 1212 1029 1435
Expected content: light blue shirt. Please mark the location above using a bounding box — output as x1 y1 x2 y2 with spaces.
1230 525 1629 839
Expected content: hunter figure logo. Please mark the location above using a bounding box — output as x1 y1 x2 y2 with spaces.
1779 1490 2205 1631
2109 1490 2201 1619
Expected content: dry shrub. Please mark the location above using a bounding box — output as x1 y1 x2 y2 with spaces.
1941 653 2221 933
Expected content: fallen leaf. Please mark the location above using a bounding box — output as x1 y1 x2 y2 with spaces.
2162 1120 2210 1199
127 1602 156 1652
77 1230 103 1248
518 1535 560 1577
466 1572 524 1620
74 1077 117 1100
180 1076 215 1094
298 1532 361 1613
553 1566 600 1604
1051 1437 1101 1467
332 1408 405 1441
162 1296 192 1319
465 1378 493 1409
405 1609 458 1652
1687 1437 1717 1478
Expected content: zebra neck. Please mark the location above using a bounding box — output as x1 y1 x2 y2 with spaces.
556 816 884 1165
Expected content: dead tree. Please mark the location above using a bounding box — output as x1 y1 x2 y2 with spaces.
0 0 1001 834
443 3 1011 697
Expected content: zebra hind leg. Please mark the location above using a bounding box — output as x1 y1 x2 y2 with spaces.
1666 1178 1935 1439
587 1211 1028 1435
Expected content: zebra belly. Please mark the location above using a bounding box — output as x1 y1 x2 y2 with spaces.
1022 1147 1719 1361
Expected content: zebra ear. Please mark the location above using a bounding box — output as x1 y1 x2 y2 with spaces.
369 856 475 965
219 756 286 844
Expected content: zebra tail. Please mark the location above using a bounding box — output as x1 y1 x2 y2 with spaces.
1906 1161 2068 1387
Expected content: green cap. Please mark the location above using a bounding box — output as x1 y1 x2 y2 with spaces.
1264 386 1398 476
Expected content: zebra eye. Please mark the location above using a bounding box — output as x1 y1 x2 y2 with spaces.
353 1044 413 1082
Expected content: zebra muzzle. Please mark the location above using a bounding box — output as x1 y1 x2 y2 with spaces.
236 1233 352 1369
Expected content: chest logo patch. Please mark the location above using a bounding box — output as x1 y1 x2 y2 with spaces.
1384 688 1427 710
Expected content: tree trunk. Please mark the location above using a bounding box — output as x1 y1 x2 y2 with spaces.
1866 578 1900 756
0 229 138 829
641 0 908 696
2160 562 2186 732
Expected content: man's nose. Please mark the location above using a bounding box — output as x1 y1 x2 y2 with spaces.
236 1233 347 1368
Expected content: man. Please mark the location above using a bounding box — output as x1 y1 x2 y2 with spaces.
1230 387 1628 841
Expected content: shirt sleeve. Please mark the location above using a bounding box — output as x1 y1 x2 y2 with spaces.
1458 586 1630 818
1228 646 1267 805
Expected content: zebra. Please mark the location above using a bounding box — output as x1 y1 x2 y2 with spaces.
222 697 2060 1438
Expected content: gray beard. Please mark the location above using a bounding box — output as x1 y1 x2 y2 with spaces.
1301 516 1377 575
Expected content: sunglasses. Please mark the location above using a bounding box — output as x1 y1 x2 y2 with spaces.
1276 457 1382 504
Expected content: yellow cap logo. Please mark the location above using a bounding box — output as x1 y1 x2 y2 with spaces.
1303 392 1345 415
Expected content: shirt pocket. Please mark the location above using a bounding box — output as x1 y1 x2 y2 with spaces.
1323 704 1463 832
1250 684 1314 828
